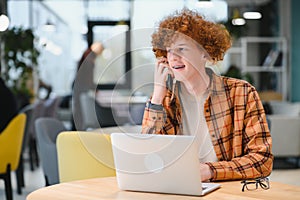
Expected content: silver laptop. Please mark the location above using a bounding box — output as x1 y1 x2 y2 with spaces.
111 133 221 196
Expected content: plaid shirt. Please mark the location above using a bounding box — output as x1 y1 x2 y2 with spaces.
141 70 273 181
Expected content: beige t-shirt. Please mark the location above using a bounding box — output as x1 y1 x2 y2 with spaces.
179 84 218 163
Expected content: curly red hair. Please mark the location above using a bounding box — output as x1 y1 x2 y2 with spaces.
151 9 232 62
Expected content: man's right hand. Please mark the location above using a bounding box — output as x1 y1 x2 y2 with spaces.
151 57 173 105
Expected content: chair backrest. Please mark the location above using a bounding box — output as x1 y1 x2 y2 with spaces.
0 113 26 172
129 104 145 125
28 100 46 139
95 98 117 128
79 93 100 130
43 96 62 118
19 104 35 152
56 131 115 183
27 97 62 139
35 117 67 185
79 92 117 130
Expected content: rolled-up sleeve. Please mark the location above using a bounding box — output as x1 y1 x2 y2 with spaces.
141 100 166 134
206 85 273 181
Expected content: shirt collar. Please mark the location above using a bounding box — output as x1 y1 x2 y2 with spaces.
206 67 226 96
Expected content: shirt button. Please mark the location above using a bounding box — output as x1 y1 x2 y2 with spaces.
206 109 209 112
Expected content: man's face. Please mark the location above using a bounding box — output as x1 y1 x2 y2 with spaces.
166 35 208 82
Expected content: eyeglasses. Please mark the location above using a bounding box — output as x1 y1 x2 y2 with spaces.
241 177 270 192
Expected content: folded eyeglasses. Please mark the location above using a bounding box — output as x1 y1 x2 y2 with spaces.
241 177 270 192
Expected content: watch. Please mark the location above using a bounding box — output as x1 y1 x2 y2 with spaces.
148 102 163 110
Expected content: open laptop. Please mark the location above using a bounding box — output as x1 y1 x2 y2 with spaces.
110 133 221 196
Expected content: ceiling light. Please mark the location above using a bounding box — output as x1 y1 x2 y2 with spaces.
231 8 246 26
0 14 10 32
232 18 246 26
243 11 262 19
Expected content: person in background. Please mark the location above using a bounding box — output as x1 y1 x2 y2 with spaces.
0 76 18 132
71 42 104 130
141 9 273 182
38 79 52 100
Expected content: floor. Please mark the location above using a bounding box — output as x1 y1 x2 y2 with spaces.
0 163 45 200
1 160 300 200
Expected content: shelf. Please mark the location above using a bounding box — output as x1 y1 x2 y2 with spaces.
227 47 242 54
242 66 286 72
227 36 288 101
241 37 287 43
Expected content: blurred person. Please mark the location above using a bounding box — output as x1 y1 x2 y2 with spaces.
0 76 18 132
71 42 104 130
141 9 273 182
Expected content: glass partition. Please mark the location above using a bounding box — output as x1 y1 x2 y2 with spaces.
87 20 131 90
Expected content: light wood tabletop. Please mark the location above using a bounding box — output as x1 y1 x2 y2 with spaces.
27 177 300 200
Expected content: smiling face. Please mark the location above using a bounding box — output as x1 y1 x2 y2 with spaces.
166 35 209 83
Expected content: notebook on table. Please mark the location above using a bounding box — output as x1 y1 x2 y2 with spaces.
110 133 221 196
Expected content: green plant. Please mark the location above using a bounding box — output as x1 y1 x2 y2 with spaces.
1 27 40 98
223 65 254 85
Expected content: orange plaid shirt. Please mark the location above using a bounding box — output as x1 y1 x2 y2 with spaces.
141 70 273 181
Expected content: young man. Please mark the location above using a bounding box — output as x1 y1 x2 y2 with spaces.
142 9 273 182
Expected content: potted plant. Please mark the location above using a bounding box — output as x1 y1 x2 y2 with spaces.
223 64 254 85
1 27 40 108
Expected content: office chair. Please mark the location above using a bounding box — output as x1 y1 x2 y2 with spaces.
16 104 35 194
35 117 67 186
27 100 45 171
79 92 116 130
57 131 116 183
0 113 26 200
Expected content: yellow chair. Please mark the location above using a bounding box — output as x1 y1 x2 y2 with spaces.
57 131 116 183
0 113 26 200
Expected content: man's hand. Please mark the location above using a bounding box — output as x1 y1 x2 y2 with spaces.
200 163 213 182
151 57 172 105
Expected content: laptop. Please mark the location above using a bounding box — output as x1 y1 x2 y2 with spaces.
110 133 221 196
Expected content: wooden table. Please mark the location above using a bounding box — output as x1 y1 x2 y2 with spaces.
27 177 300 200
94 90 148 107
97 95 148 105
93 91 147 124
